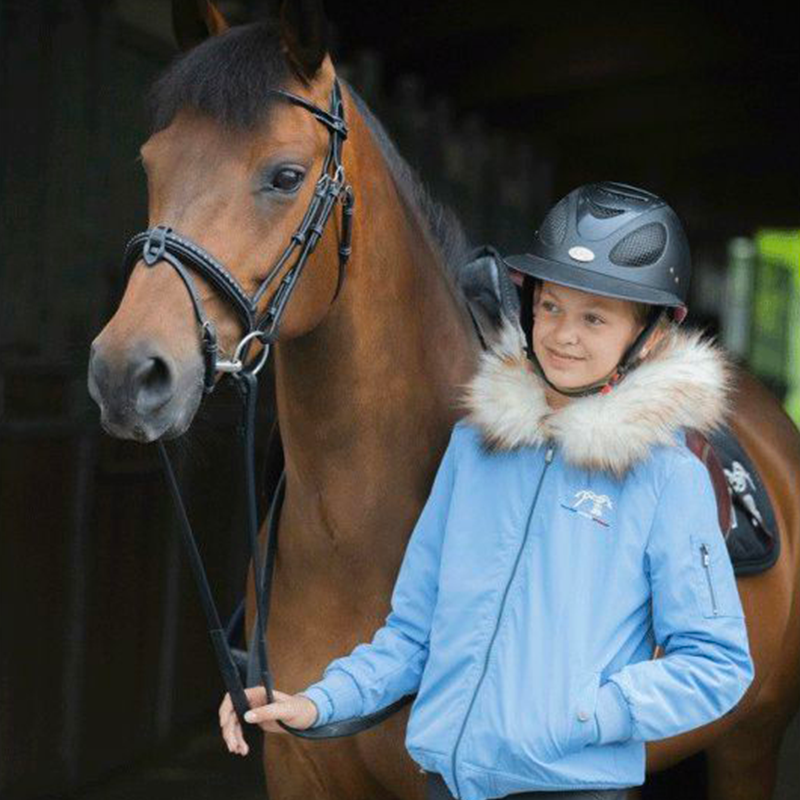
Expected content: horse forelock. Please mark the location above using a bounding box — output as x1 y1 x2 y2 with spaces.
148 21 292 132
147 19 471 286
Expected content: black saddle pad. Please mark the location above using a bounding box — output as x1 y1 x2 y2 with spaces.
710 425 780 576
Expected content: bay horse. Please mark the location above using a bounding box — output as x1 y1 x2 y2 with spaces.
87 3 800 799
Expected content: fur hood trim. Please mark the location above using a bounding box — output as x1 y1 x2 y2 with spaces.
462 318 733 477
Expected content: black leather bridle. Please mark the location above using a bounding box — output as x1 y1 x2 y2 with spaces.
122 79 354 394
121 79 413 744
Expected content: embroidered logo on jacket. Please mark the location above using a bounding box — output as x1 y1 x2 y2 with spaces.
561 490 613 527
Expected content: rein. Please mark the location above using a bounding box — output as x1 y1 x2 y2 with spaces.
121 79 412 743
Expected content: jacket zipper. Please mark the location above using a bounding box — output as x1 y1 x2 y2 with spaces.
700 543 719 616
450 444 556 800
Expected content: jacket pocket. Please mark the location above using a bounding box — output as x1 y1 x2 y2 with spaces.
689 533 744 619
543 670 600 762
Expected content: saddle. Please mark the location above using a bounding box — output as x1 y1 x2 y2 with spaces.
687 427 780 576
458 248 780 578
458 245 521 347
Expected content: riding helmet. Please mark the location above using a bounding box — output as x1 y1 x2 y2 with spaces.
504 181 691 396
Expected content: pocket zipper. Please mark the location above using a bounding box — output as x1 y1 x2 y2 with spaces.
700 543 719 616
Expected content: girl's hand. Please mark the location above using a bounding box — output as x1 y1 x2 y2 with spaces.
219 688 319 755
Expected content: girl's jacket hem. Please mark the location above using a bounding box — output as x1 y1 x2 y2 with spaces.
301 320 754 800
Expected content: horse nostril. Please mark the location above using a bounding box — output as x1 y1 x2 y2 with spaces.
131 355 175 415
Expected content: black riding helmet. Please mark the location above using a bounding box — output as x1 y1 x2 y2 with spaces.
504 181 691 397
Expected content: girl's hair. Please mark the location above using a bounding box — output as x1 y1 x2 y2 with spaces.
632 302 653 326
632 302 674 331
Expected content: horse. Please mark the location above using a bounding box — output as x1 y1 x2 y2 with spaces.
87 3 800 799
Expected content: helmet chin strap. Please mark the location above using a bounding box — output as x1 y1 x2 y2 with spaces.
527 307 668 399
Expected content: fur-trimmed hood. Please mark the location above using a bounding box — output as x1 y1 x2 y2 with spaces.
462 318 733 477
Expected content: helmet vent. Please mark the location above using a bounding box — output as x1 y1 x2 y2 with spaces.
587 199 625 219
596 184 657 204
537 198 568 246
609 223 667 267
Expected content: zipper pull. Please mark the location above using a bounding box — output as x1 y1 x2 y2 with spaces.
700 542 710 567
545 444 555 464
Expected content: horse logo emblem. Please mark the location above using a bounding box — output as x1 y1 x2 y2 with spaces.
561 489 613 528
723 460 764 529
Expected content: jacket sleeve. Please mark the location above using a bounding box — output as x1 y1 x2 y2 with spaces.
298 426 461 727
594 452 755 745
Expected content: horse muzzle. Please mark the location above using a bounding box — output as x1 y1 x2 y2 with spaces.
87 337 202 442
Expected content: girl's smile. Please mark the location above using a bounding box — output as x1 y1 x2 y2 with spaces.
532 281 646 394
545 347 586 368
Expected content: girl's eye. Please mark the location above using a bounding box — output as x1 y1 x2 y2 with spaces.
585 314 604 325
542 301 557 313
270 167 305 193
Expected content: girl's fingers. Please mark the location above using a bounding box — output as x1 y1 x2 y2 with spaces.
218 693 234 727
222 714 239 750
222 724 236 753
226 717 249 755
219 692 252 756
244 686 268 707
240 688 295 731
243 695 306 731
221 686 302 745
242 703 285 725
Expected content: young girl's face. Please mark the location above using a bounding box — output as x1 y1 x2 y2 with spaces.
532 281 645 392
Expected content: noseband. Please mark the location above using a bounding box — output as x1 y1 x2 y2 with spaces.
118 79 413 752
122 78 355 393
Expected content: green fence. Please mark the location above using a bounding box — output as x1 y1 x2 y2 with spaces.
727 230 800 425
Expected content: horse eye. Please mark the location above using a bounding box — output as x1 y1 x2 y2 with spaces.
270 167 305 192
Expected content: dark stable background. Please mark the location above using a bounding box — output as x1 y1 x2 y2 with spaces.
0 1 797 798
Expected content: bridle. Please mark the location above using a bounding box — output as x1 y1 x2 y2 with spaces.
120 78 412 745
122 78 354 393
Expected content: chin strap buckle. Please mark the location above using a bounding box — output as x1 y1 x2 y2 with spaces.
599 370 622 395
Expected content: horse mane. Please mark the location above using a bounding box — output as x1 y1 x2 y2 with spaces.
345 87 471 278
146 21 471 279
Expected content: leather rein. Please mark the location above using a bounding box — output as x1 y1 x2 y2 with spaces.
121 79 412 742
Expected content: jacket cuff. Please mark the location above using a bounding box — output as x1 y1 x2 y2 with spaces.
595 681 634 745
298 669 363 728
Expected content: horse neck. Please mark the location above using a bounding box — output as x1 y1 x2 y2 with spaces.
274 101 478 522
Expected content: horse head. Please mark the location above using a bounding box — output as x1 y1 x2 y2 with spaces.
88 0 350 442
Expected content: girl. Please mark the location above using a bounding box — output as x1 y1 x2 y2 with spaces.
220 182 754 800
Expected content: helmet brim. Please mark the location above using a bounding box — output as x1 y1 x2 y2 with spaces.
504 252 684 308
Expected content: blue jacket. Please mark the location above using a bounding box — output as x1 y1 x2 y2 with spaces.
301 323 754 800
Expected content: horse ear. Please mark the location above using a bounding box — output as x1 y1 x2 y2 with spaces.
279 0 328 83
172 0 230 51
